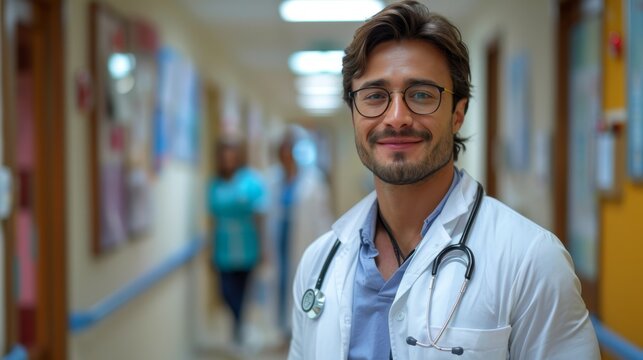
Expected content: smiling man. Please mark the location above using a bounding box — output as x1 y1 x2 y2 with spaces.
288 1 599 359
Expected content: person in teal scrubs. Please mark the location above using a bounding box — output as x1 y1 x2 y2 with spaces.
208 138 267 344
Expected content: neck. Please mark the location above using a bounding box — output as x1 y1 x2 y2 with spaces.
374 164 455 255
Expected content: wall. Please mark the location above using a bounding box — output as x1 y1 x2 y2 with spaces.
64 0 268 358
601 0 643 348
460 0 555 229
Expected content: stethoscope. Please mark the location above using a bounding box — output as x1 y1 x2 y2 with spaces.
301 182 483 355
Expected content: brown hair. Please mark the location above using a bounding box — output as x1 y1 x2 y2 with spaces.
342 0 471 160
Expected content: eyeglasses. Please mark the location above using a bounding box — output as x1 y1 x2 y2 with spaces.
349 83 455 118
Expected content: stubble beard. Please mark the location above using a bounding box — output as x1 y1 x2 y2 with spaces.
355 127 453 186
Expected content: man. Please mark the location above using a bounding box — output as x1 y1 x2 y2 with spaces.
288 1 599 359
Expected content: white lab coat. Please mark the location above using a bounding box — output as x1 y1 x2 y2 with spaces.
264 165 335 330
289 171 599 359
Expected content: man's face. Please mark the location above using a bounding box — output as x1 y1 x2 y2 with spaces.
350 39 466 185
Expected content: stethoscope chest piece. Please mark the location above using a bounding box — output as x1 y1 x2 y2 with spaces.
302 288 325 319
301 238 341 320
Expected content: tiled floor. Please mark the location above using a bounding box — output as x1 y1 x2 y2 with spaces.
195 342 288 360
194 308 289 360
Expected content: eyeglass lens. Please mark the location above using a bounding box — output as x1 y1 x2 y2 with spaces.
352 84 444 117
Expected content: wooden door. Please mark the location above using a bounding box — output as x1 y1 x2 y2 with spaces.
485 39 500 197
2 0 67 358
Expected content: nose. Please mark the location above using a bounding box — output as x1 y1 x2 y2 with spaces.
382 92 413 129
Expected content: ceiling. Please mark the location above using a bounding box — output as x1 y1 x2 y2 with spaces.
180 0 479 121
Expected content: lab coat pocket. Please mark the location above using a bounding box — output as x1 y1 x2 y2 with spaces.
408 325 511 360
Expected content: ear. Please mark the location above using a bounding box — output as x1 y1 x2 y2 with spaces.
451 98 468 133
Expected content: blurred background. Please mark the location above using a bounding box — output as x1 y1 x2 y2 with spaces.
1 0 642 359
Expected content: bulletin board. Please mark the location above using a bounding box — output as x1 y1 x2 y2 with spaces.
89 3 157 254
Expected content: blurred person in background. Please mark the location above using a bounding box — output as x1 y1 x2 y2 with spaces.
265 125 334 343
208 137 267 346
289 1 599 359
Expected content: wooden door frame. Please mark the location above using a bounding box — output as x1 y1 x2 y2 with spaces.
2 0 67 358
1 0 17 352
555 0 599 314
485 38 500 198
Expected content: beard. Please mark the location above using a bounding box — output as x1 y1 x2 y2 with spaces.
355 126 453 185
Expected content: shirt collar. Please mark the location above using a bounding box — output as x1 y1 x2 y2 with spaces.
358 167 462 248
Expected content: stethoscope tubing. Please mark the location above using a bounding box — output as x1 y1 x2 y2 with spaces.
303 182 485 357
422 182 483 355
315 239 341 290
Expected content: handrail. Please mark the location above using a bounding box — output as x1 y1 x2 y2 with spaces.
68 238 204 333
2 345 27 360
591 315 643 360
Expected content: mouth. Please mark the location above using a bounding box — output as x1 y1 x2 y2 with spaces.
376 137 424 150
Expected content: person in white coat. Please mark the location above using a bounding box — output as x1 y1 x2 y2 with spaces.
265 126 334 341
289 1 599 359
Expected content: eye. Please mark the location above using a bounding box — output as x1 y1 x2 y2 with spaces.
406 86 439 103
359 88 388 103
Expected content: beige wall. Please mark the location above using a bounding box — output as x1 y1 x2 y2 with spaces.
460 0 556 230
64 0 258 358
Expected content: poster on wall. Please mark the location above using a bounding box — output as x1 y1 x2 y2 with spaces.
89 3 157 254
628 0 643 180
567 16 601 281
153 47 201 171
127 19 158 237
503 53 531 171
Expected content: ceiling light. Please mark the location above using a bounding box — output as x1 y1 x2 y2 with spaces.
295 74 342 96
289 50 344 75
298 94 342 110
280 0 384 22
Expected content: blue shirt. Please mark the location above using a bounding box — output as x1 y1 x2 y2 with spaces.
208 167 267 271
348 169 462 360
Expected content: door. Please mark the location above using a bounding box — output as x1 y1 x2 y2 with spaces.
485 39 500 197
2 0 67 358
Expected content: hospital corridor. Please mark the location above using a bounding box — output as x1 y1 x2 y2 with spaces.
1 0 643 359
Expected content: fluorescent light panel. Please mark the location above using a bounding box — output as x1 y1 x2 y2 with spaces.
289 50 344 75
295 74 342 96
280 0 384 22
298 94 342 110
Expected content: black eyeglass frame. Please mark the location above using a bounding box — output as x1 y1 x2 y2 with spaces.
348 83 456 118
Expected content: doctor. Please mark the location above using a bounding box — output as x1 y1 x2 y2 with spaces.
265 125 335 341
289 1 599 359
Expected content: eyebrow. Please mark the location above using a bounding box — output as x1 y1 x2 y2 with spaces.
355 78 442 90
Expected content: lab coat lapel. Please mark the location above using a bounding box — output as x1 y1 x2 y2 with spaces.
330 191 376 358
395 172 479 300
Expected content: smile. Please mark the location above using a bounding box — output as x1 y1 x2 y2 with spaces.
376 137 424 150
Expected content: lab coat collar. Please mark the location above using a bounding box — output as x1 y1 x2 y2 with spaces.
396 170 481 301
329 170 478 247
326 171 481 329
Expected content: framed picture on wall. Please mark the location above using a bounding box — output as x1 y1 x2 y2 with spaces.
89 3 156 254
